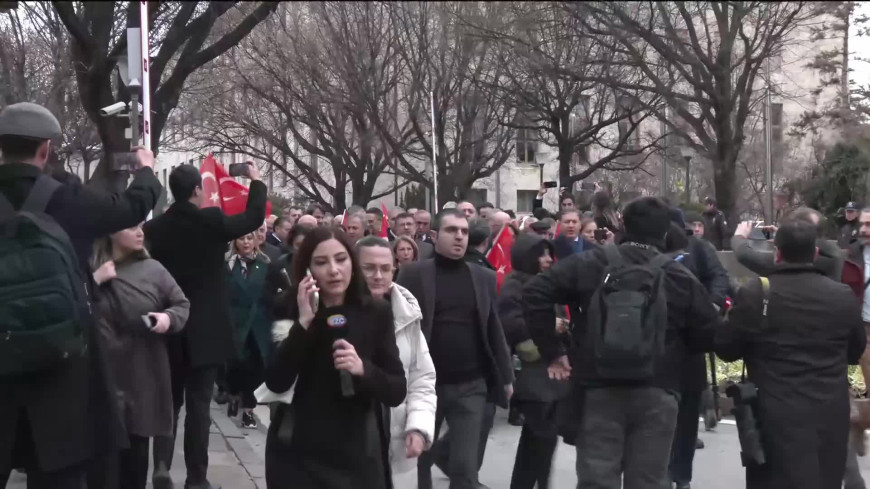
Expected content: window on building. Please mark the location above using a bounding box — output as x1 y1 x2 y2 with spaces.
516 128 536 164
516 190 538 213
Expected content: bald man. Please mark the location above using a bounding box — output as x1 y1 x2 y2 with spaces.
489 211 511 238
456 201 477 219
296 214 318 229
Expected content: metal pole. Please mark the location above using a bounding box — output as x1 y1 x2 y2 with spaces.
660 108 668 198
765 57 774 224
430 91 439 212
139 1 151 151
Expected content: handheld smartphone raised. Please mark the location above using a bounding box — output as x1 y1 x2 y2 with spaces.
228 161 252 178
594 228 608 242
543 181 558 188
141 314 157 331
580 181 596 191
306 268 319 312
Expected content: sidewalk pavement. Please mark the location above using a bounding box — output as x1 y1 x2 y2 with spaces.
6 401 267 489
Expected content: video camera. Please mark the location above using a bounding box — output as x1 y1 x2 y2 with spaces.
725 380 766 467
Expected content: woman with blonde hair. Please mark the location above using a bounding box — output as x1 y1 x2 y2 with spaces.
225 232 273 428
91 223 189 489
392 235 419 268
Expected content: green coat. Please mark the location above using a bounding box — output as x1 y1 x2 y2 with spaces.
227 255 273 364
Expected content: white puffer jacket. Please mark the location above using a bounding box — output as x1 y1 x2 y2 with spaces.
389 283 437 474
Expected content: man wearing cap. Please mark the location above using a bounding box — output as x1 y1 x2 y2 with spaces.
0 103 161 487
840 202 861 249
702 197 729 250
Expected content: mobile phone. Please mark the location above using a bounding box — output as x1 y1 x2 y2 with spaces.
543 181 558 188
228 161 253 178
580 182 596 191
141 314 157 330
594 229 608 242
305 268 319 312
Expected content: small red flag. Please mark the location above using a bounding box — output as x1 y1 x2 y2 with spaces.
199 155 271 216
555 220 562 237
341 210 348 228
379 203 389 238
486 224 515 291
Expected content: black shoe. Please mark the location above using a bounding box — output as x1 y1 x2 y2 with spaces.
704 407 718 431
214 390 229 405
508 408 525 427
241 411 258 429
695 438 705 449
227 398 239 418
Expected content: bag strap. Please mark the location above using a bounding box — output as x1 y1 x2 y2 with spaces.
647 252 674 271
21 176 61 214
743 277 771 383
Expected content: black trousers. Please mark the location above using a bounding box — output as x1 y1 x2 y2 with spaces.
0 464 86 489
669 388 702 485
226 337 264 410
510 402 558 489
152 364 218 487
118 435 150 489
418 379 488 489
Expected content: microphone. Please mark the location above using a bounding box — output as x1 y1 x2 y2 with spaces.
327 312 355 398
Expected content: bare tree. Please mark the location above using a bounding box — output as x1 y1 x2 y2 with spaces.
50 1 277 189
565 1 816 223
192 2 411 211
467 2 663 189
365 2 517 207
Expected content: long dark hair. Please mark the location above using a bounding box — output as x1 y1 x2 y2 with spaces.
291 226 368 306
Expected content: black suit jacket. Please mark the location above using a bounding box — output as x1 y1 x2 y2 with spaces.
266 232 282 248
144 181 268 367
396 258 515 407
0 163 161 473
261 241 281 263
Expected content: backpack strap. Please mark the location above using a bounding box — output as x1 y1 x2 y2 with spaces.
743 276 771 383
602 244 625 268
21 176 61 214
647 252 674 271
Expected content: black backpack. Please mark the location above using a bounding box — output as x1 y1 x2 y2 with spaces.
0 176 88 375
585 244 671 380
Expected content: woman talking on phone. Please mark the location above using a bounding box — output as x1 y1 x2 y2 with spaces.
264 227 407 489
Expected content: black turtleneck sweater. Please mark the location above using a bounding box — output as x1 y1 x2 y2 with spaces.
431 253 486 385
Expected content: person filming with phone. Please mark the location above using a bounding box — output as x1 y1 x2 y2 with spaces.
265 227 407 489
144 160 267 489
91 223 190 489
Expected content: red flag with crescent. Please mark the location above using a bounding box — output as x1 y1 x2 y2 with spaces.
199 155 271 216
486 224 515 291
379 203 390 238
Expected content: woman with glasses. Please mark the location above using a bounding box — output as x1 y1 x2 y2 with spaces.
357 236 436 484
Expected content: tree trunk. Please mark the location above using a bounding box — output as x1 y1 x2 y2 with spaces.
713 139 738 232
558 143 572 189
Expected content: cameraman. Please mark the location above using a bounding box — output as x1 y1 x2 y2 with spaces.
716 215 865 489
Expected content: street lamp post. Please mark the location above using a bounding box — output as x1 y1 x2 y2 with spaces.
680 146 693 206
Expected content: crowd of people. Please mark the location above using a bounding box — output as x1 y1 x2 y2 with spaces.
1 101 870 489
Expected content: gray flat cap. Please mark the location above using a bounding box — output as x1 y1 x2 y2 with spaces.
0 102 62 140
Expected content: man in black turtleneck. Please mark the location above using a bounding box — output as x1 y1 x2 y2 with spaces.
397 209 514 489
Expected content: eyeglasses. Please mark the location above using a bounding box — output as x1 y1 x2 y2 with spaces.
360 264 395 277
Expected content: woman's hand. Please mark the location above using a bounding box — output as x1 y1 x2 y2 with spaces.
297 275 319 329
603 229 615 244
147 312 171 334
333 339 365 376
406 432 426 458
93 261 116 285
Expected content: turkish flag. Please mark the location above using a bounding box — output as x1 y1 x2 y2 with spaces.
379 203 389 238
555 221 562 237
199 155 271 216
486 224 515 291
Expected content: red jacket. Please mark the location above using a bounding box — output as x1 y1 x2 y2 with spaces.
843 242 865 299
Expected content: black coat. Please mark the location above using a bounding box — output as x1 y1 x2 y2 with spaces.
464 248 495 270
677 236 731 391
0 163 161 473
523 243 720 393
732 236 844 281
264 299 406 489
702 209 728 250
553 234 597 261
716 265 866 489
396 258 515 408
498 235 567 403
143 181 267 367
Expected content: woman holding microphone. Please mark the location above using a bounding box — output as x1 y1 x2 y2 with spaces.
264 227 406 489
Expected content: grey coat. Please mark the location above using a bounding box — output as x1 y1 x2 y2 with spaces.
95 258 189 438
